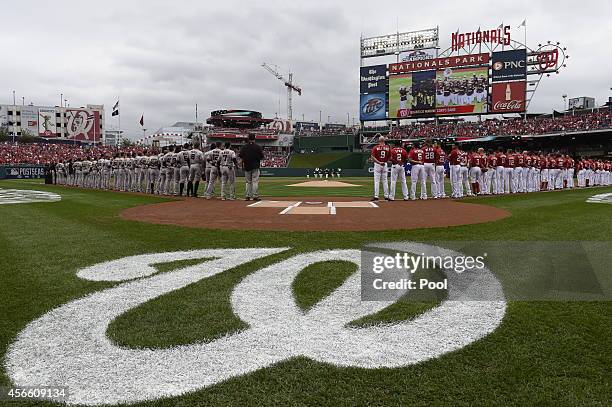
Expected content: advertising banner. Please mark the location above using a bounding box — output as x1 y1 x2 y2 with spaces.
399 48 438 62
38 108 57 137
389 74 413 119
20 106 38 136
295 122 320 131
435 66 488 116
389 53 489 74
360 65 387 94
360 93 387 121
491 49 527 82
491 81 526 113
66 109 100 141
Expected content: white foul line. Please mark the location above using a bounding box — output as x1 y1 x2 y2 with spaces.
369 201 379 207
247 200 265 207
279 201 302 215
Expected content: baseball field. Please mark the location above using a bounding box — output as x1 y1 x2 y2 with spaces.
0 177 611 406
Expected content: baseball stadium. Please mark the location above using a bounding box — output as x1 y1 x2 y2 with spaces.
1 4 611 407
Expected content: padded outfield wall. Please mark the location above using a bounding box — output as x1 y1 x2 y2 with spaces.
293 134 357 152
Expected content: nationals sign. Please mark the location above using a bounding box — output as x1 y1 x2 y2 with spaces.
389 53 489 74
66 109 100 142
491 81 526 113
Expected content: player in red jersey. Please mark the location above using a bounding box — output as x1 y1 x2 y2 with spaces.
389 143 409 200
370 135 390 201
539 153 548 190
506 149 518 193
448 144 461 198
468 148 485 195
566 155 575 188
496 147 507 195
422 140 438 199
458 147 472 197
434 144 447 198
408 143 426 200
484 150 498 195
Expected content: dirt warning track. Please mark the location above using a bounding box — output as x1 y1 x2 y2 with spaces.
121 197 510 232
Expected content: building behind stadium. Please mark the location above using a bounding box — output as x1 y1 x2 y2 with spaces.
0 103 106 144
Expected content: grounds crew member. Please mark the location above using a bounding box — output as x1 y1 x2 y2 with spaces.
239 133 264 201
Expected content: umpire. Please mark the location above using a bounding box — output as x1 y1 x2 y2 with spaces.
239 133 263 201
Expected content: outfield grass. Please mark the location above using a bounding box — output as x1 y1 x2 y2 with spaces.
0 178 610 406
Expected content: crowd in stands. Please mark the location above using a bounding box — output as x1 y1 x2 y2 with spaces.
0 143 146 166
261 148 290 168
295 127 358 137
0 142 292 168
383 110 612 140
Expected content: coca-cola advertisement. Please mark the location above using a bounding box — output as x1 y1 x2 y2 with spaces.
491 81 526 113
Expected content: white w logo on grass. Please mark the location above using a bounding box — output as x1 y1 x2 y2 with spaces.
6 243 506 406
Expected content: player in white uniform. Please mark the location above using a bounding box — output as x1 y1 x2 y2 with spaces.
187 144 204 197
203 143 217 195
161 147 174 195
205 143 222 199
218 142 237 200
147 154 160 194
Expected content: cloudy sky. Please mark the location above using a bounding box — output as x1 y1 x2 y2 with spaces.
1 0 610 138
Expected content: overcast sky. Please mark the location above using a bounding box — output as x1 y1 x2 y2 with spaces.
1 0 610 138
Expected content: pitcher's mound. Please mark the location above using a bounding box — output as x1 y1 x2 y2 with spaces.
287 180 361 187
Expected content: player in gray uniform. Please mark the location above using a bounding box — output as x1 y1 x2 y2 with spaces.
203 143 216 193
218 142 237 200
170 146 181 195
204 143 222 199
187 144 204 197
177 145 190 196
148 153 160 194
74 160 83 187
163 147 177 195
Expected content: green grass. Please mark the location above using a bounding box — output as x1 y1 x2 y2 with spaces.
289 153 352 168
0 178 610 406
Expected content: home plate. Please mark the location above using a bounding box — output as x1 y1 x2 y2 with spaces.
286 206 331 215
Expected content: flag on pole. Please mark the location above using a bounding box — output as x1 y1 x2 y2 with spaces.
139 115 144 126
111 100 119 116
518 19 527 28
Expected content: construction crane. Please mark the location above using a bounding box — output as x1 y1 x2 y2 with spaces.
261 62 301 121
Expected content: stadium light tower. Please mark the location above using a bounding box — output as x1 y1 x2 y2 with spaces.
261 63 302 121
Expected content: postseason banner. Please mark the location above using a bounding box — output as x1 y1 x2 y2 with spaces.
360 93 387 121
435 66 489 116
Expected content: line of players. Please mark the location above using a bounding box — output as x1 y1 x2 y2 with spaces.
54 141 240 200
370 136 612 201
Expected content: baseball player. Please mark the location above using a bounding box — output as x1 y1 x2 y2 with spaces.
177 145 190 196
370 135 391 201
434 144 447 198
205 143 222 199
408 143 425 200
422 140 438 199
468 149 483 195
187 143 204 197
389 143 409 201
148 153 160 194
204 143 217 196
448 144 461 198
218 142 237 200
